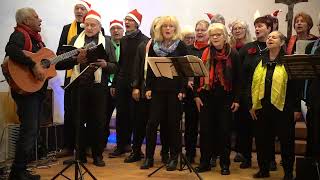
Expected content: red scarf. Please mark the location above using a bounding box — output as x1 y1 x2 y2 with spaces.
194 40 208 50
198 46 233 92
14 24 44 51
235 41 244 50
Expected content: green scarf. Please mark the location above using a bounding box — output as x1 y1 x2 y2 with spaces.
109 39 120 83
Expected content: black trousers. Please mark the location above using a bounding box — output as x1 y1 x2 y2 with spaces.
146 91 182 159
104 87 116 145
71 84 107 158
255 102 295 174
199 91 232 167
238 100 276 162
63 87 75 151
131 98 149 152
306 103 320 159
11 92 45 171
184 88 199 158
115 79 134 149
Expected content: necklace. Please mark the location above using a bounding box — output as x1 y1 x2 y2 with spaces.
257 43 268 55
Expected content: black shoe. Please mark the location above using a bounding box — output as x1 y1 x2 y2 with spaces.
161 153 169 164
221 167 230 175
186 155 195 164
166 159 178 171
124 145 133 153
9 170 40 180
270 160 277 171
253 171 270 178
93 156 105 167
210 157 217 167
124 152 142 163
234 153 245 162
240 160 252 169
140 158 154 169
195 164 211 173
109 147 125 158
283 173 294 180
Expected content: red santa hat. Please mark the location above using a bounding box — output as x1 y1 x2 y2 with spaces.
126 9 142 25
272 9 282 17
75 0 91 11
205 13 214 20
110 19 124 29
80 10 101 28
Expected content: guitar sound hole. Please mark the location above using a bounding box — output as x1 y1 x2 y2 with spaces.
41 59 51 69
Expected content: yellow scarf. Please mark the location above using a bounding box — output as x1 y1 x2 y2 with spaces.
251 60 288 111
66 21 78 77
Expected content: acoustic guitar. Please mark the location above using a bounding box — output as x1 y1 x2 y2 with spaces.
1 42 95 94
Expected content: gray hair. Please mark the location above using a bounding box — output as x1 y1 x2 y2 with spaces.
15 7 35 25
210 14 225 25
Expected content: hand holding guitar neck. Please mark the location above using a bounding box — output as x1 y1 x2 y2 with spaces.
77 48 87 64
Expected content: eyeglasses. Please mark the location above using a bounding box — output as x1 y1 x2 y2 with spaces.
209 33 223 38
184 36 195 40
232 27 245 31
124 18 135 22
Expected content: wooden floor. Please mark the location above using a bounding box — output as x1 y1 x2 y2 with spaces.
35 144 286 180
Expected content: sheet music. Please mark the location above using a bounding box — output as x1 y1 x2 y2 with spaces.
295 40 314 54
147 55 208 79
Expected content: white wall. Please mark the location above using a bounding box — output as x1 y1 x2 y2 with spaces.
0 0 319 91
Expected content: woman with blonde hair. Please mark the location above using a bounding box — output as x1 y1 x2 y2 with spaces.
194 23 241 175
140 16 188 171
229 20 252 50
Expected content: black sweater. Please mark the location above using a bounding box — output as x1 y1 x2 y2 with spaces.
145 41 188 93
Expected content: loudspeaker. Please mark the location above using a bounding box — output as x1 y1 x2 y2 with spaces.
296 157 320 180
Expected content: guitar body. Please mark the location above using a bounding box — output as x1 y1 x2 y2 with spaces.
3 48 57 94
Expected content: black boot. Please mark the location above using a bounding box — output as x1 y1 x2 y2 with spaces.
270 160 277 171
166 158 178 171
161 153 169 164
240 159 252 169
124 151 142 163
93 156 105 167
253 170 270 178
140 158 154 169
234 153 245 162
195 163 211 173
220 165 230 175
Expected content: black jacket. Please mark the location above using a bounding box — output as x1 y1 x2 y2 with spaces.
239 41 267 109
113 30 149 87
5 31 48 94
55 33 118 87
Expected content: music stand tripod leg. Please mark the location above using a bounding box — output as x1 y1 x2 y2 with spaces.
51 86 97 180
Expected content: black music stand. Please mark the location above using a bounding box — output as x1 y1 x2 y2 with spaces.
147 55 207 180
280 54 320 180
52 65 99 180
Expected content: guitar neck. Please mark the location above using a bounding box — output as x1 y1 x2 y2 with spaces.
50 49 79 65
50 42 97 65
